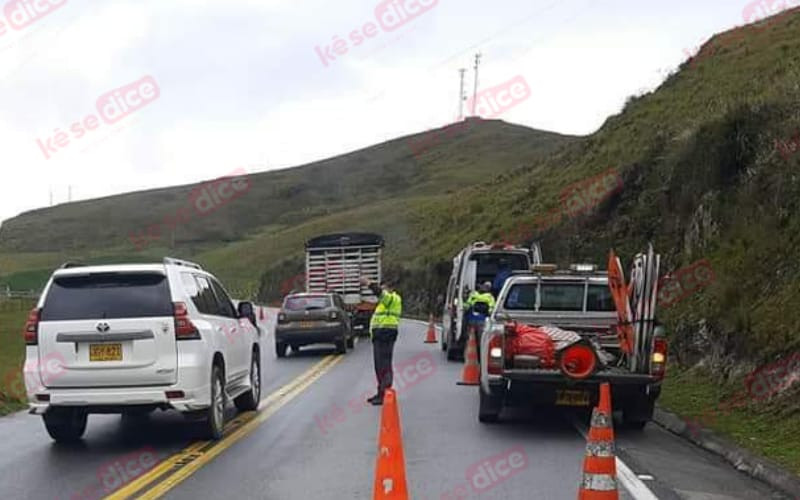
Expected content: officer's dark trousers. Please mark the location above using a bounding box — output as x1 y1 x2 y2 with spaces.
372 328 399 396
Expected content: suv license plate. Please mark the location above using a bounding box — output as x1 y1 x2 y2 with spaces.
298 321 317 328
89 343 122 362
555 389 590 407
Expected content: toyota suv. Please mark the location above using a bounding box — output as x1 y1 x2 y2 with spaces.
23 257 262 442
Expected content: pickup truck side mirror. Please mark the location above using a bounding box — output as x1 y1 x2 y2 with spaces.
237 301 257 327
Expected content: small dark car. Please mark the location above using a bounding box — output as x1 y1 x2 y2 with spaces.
274 293 353 357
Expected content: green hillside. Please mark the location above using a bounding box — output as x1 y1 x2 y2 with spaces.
2 10 800 368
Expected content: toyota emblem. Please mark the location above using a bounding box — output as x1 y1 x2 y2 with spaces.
96 322 111 333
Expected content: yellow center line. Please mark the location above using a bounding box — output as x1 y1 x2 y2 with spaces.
106 354 343 500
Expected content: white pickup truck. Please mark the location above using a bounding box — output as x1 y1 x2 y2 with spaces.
477 265 667 428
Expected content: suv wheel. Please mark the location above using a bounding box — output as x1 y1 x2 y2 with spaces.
235 353 261 412
43 408 88 443
205 364 225 440
275 342 288 358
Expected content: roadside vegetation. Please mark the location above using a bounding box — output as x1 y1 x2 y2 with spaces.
0 300 32 415
0 7 798 474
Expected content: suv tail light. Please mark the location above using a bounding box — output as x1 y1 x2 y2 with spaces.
651 337 668 379
328 311 339 321
559 344 597 380
173 302 200 340
278 312 288 323
487 334 505 375
23 308 40 345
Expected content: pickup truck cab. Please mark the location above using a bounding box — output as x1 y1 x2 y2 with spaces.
478 265 667 428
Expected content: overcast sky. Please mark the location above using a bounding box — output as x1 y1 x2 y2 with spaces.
0 0 776 224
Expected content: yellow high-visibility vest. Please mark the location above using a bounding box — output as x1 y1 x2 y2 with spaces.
370 290 402 333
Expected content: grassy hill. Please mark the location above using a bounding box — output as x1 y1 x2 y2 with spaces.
1 7 800 472
2 10 800 361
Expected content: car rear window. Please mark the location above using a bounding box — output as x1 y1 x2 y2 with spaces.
41 273 173 321
586 284 615 312
284 296 330 310
503 284 537 310
539 283 585 312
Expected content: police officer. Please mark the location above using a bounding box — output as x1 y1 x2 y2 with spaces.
362 277 403 406
463 281 496 351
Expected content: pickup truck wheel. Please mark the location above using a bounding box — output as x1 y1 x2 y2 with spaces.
275 342 288 358
43 408 87 443
622 394 655 430
479 388 503 424
234 353 261 412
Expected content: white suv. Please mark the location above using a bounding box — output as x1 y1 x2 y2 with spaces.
23 257 262 442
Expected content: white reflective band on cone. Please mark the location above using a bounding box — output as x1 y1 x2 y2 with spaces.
582 473 618 491
585 440 615 457
591 410 612 428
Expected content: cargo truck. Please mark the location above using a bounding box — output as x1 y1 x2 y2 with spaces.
305 233 384 334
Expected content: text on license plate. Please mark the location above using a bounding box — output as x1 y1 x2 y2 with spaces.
555 389 590 407
298 321 317 328
89 343 122 362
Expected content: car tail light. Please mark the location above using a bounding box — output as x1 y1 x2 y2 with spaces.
23 308 40 345
487 335 504 375
173 302 200 340
329 311 339 321
651 337 668 379
559 344 597 380
278 312 288 323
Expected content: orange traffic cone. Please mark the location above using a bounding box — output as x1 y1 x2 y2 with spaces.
457 325 480 386
424 315 437 344
373 389 408 500
578 383 619 500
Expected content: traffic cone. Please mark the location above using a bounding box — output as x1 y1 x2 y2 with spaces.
456 325 480 386
424 314 437 344
578 383 619 500
373 389 408 500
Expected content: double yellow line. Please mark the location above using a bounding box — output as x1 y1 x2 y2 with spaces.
107 354 343 499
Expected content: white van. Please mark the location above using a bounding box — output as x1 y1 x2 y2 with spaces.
440 242 540 360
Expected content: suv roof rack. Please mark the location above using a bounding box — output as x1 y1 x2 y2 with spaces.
163 257 203 270
59 262 86 269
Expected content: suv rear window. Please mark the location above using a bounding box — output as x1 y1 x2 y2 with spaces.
41 273 173 321
284 296 330 311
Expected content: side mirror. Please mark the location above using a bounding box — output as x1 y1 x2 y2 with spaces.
238 301 257 327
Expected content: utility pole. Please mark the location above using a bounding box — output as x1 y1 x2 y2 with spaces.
471 52 482 117
457 68 467 121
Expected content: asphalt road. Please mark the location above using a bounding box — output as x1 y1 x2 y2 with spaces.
0 317 789 499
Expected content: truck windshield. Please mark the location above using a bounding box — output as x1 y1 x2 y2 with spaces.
41 273 173 321
284 296 331 310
